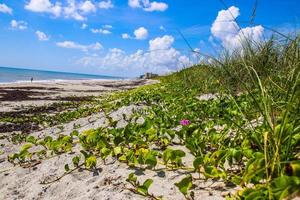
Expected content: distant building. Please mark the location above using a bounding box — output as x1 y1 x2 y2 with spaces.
139 72 159 79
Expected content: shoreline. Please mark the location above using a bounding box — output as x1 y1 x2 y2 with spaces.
0 66 126 84
0 78 130 85
0 78 157 113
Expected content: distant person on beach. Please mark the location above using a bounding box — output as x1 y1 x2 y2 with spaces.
31 77 33 82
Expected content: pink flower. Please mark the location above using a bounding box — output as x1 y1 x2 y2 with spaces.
180 119 190 126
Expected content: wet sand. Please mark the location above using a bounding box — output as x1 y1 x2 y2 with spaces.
0 79 157 112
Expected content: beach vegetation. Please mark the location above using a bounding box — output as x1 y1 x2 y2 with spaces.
6 32 300 199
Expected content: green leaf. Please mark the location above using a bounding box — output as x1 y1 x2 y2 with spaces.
20 143 33 153
145 151 157 168
204 165 226 179
119 155 127 161
146 128 157 141
175 175 193 196
85 155 97 169
64 164 70 172
231 149 242 162
26 136 37 144
8 153 19 162
101 147 111 159
162 149 172 164
193 156 203 171
137 179 153 195
231 175 242 185
173 149 186 158
72 156 80 167
146 127 156 135
80 150 89 159
70 130 79 137
126 173 137 184
142 179 153 189
113 146 122 156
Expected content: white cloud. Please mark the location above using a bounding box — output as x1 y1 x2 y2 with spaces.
90 25 113 34
25 0 100 21
56 41 103 52
10 20 28 30
0 3 13 14
121 27 148 40
211 6 264 49
103 24 113 29
143 1 168 12
81 23 88 29
25 0 61 16
194 48 200 53
149 35 173 50
36 30 50 41
63 0 85 21
134 27 148 40
128 0 168 12
128 0 141 8
79 1 96 13
91 28 112 34
99 0 114 9
77 35 193 76
122 33 131 39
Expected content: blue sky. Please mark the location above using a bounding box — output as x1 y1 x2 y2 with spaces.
0 0 299 77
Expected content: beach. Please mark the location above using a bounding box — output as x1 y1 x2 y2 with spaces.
0 79 174 200
1 74 297 200
0 79 234 200
0 79 155 112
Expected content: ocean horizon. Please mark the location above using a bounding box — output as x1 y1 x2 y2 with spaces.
0 66 123 83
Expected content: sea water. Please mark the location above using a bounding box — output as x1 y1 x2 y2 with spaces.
0 66 121 83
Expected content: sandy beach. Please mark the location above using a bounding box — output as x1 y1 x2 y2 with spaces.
0 79 156 112
0 79 236 200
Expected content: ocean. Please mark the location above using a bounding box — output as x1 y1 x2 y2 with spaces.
0 66 121 83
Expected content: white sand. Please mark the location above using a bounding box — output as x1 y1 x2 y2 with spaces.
0 80 236 200
0 79 157 112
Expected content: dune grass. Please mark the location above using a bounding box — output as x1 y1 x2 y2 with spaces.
160 34 300 199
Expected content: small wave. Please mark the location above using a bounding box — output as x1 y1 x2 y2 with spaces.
0 78 127 85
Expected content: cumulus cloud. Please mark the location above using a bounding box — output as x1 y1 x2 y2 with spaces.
149 35 173 50
122 33 131 39
211 6 264 49
25 0 61 16
0 3 13 14
99 0 114 9
10 20 28 30
91 28 112 34
143 1 168 12
36 30 50 41
63 0 86 21
79 1 96 13
128 0 141 8
121 27 148 40
128 0 168 12
77 35 194 76
56 41 103 52
25 0 99 21
134 27 148 40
